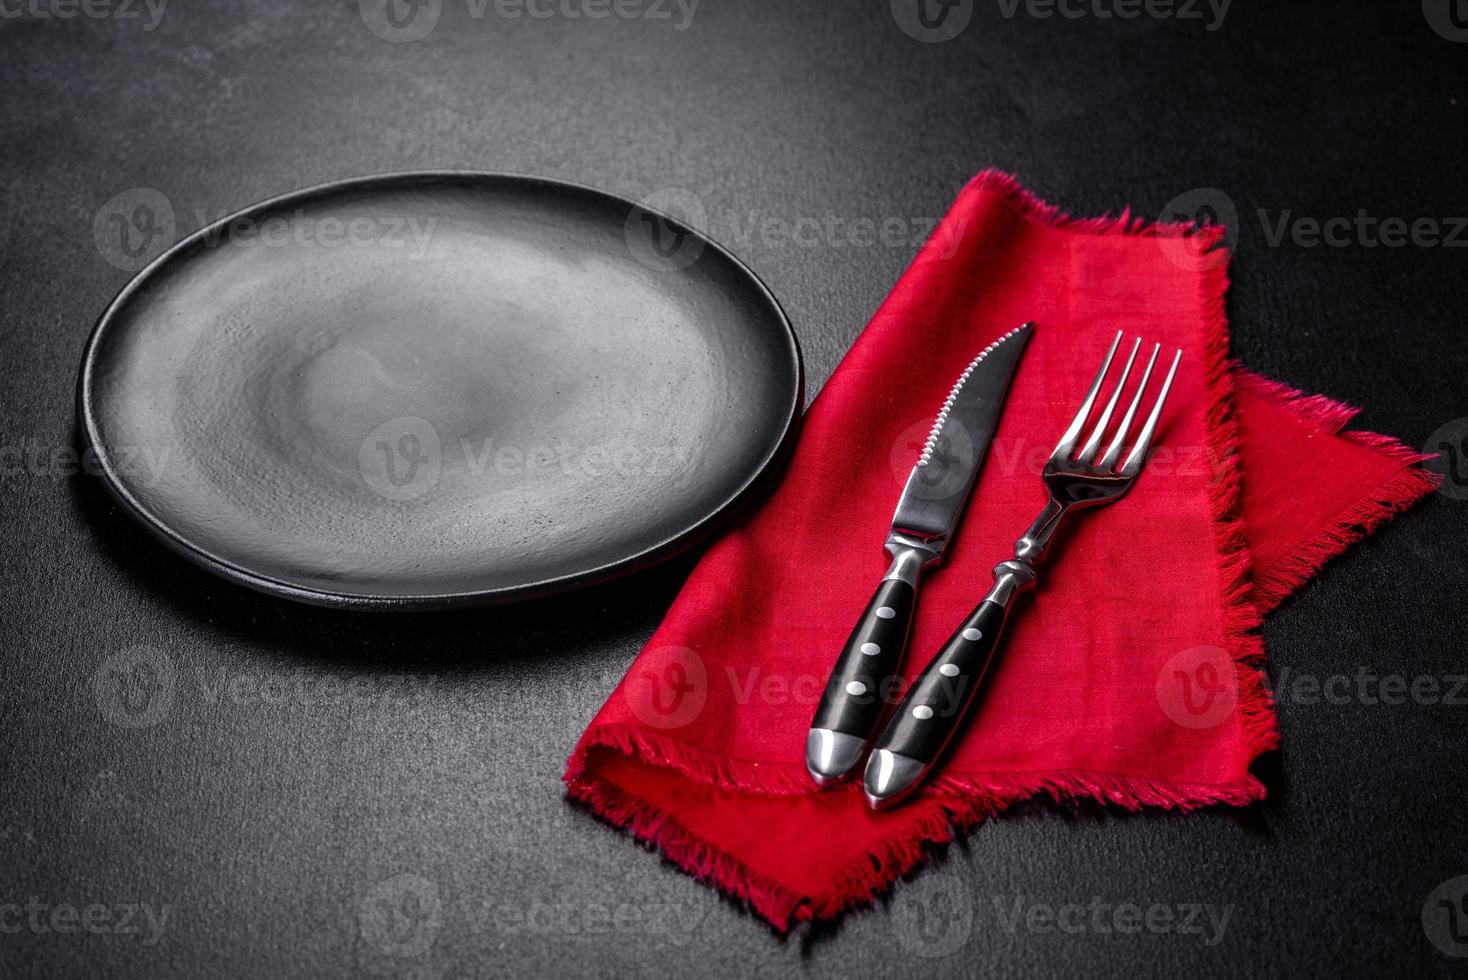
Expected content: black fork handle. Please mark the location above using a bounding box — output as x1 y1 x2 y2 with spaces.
866 598 1014 801
863 505 1062 809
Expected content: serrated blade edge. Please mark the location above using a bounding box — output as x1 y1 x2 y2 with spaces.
891 321 1033 544
916 323 1030 468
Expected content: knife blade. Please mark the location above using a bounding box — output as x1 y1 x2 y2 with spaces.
806 321 1033 786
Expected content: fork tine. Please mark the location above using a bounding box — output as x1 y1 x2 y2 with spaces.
1099 343 1160 470
1121 349 1182 475
1076 338 1140 463
1052 331 1121 461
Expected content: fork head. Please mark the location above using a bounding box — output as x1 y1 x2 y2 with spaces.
1042 331 1181 509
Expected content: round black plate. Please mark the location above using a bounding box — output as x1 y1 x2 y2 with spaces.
78 173 801 609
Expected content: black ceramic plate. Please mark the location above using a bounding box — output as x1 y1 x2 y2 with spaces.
78 173 801 609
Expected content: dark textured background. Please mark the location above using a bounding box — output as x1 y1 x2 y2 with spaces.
2 1 1466 977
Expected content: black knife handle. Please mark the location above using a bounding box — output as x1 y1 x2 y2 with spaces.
810 576 917 739
873 598 1012 766
808 538 941 786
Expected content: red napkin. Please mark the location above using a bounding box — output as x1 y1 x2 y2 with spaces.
564 172 1437 929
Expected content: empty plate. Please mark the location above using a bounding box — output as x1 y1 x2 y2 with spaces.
79 172 801 608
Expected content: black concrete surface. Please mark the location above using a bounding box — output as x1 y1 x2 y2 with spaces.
2 1 1465 976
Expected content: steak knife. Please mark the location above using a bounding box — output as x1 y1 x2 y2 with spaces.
806 321 1033 785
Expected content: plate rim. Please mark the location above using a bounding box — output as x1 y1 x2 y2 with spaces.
77 170 804 610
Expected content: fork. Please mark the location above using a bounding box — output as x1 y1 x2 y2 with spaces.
862 332 1182 810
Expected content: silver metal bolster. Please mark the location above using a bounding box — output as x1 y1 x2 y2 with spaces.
982 500 1067 606
882 534 942 585
984 558 1037 607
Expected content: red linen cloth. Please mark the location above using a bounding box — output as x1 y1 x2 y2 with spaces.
564 171 1437 929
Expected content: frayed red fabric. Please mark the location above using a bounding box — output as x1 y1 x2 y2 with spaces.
1230 370 1440 612
563 171 1439 930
